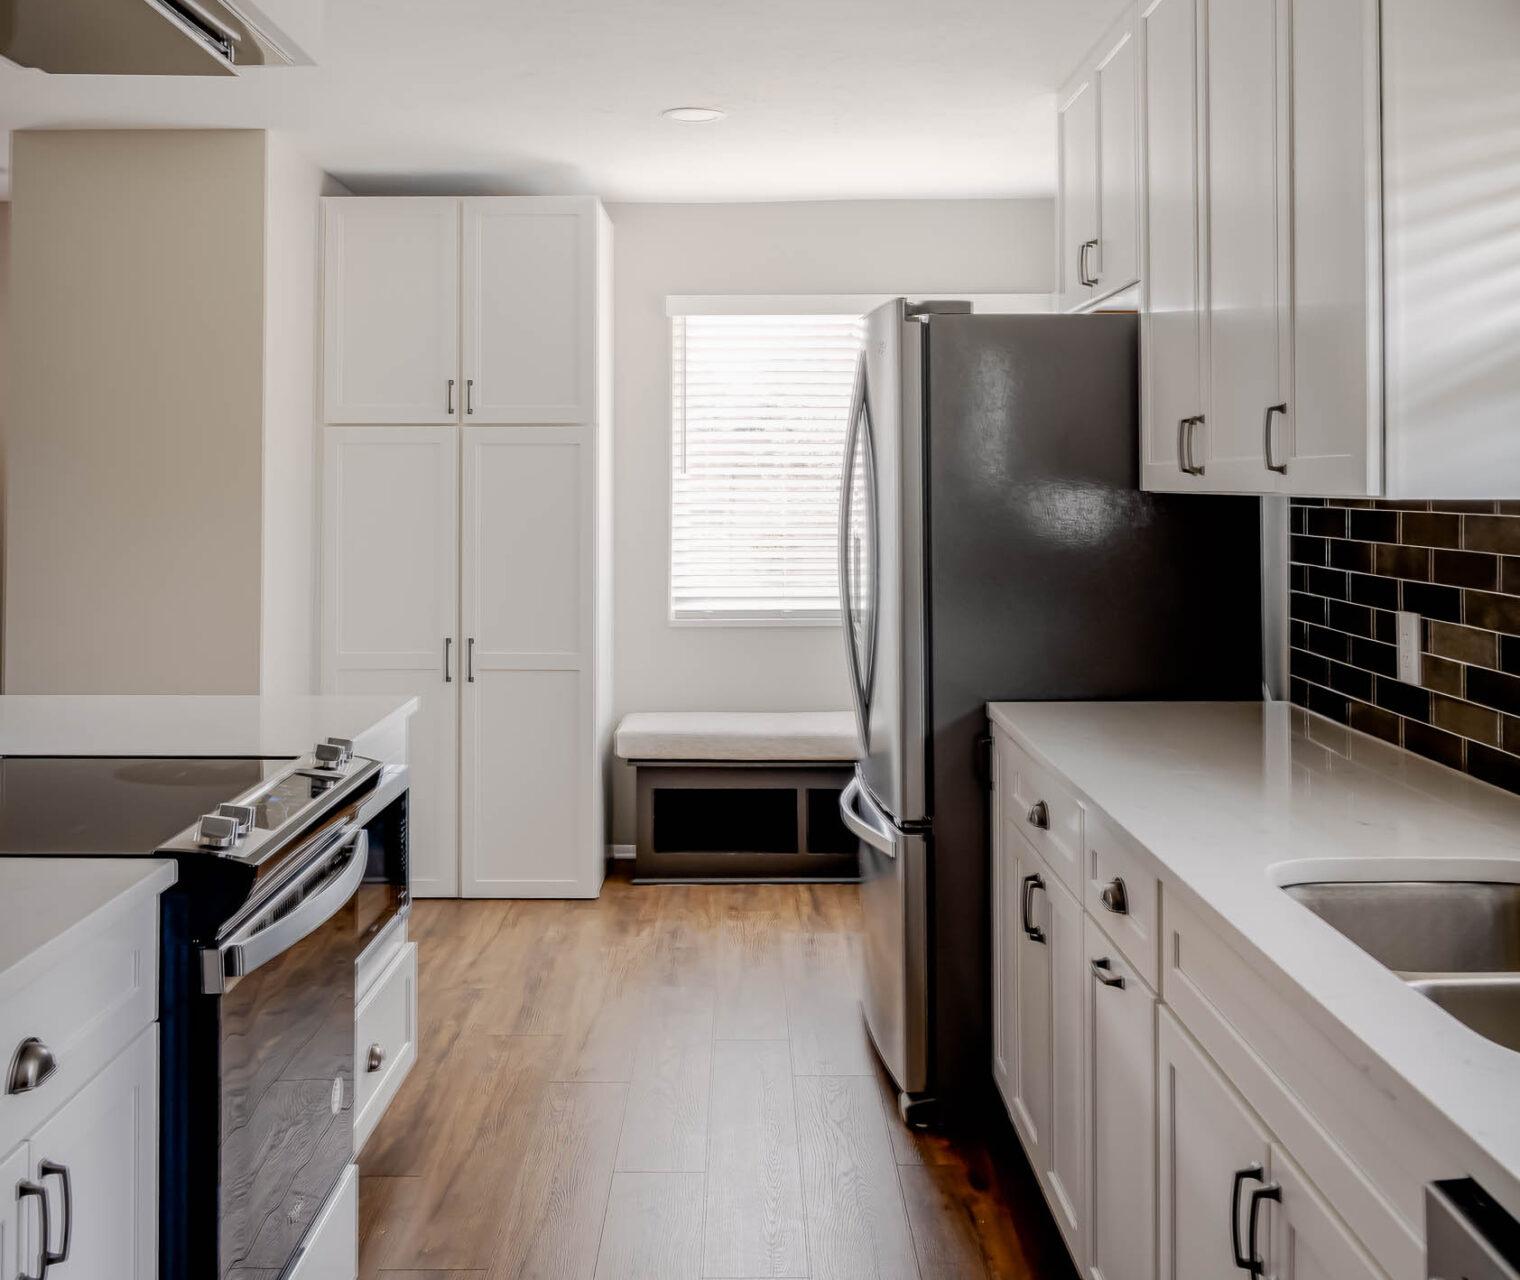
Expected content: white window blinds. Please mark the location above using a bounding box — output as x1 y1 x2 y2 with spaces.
670 312 865 622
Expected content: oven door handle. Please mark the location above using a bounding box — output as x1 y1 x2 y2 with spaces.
201 825 368 994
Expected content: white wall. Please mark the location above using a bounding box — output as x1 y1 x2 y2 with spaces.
604 198 1055 840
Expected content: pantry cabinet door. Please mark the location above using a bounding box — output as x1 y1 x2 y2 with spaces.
462 197 598 424
323 198 461 424
1094 16 1140 300
459 426 599 898
1086 922 1154 1280
28 1026 157 1280
1139 0 1208 492
323 427 461 897
1 1142 29 1280
1268 1143 1388 1280
1202 0 1290 492
1157 1007 1273 1280
1058 79 1099 313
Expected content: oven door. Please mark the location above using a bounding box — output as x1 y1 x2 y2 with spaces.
210 770 408 1280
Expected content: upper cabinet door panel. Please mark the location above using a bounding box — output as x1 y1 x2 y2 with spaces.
1203 0 1287 491
462 198 596 423
1095 19 1140 298
1059 80 1099 314
323 198 460 424
1140 0 1206 491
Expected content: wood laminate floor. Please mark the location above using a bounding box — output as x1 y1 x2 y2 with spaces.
359 867 1077 1280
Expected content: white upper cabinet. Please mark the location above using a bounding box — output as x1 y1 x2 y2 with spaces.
462 197 598 423
1058 6 1142 313
323 198 461 424
1138 0 1520 496
1139 0 1208 491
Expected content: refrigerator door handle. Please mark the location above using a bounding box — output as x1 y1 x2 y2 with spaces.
839 776 896 856
838 353 875 746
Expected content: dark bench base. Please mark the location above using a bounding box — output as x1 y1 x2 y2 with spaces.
632 760 859 883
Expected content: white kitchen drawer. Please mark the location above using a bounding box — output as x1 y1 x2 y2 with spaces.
356 909 409 1002
288 1162 358 1280
354 940 417 1152
1083 807 1160 990
1000 738 1085 894
0 892 157 1156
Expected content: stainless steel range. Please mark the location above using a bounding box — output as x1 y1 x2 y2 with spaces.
0 737 410 1280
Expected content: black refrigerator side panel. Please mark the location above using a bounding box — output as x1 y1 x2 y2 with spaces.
923 312 1261 1107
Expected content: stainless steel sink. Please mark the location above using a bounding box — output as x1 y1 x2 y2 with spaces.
1283 880 1520 1053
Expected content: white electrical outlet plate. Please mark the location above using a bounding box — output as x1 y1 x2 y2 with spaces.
1397 611 1423 685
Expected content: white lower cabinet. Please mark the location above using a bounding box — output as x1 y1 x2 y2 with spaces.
24 1024 158 1280
1086 924 1154 1280
1267 1143 1386 1280
287 1163 359 1280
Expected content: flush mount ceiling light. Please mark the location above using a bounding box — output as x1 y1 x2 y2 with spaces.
662 106 726 123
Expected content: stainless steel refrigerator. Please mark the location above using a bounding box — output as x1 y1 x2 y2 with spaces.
836 300 1261 1121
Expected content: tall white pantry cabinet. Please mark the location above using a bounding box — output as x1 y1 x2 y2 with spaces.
320 196 613 899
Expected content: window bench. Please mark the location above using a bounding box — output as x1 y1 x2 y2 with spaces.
614 712 860 882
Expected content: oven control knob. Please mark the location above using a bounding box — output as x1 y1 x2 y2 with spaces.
313 737 353 771
195 813 241 851
217 803 257 836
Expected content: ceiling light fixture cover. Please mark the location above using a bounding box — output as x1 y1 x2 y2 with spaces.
662 106 726 123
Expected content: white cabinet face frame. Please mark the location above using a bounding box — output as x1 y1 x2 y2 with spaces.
459 425 600 898
2 1142 30 1280
323 198 462 424
461 197 598 424
322 426 461 898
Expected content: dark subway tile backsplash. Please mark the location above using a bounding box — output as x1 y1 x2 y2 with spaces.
1290 498 1520 797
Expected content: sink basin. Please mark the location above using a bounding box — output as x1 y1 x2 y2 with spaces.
1283 881 1520 975
1283 880 1520 1053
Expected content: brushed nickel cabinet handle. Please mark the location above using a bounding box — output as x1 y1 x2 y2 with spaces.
7 1037 57 1095
39 1160 71 1266
1245 1183 1281 1275
467 637 476 683
1026 800 1050 830
1090 956 1126 988
466 378 475 415
1021 873 1047 944
1180 416 1207 476
1100 876 1129 915
1263 402 1289 474
1231 1165 1267 1272
367 1043 386 1072
444 637 453 683
17 1179 49 1280
446 377 456 415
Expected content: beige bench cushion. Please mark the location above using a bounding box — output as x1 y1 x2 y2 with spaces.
614 711 857 762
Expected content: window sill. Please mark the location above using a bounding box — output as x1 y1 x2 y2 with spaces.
668 614 843 629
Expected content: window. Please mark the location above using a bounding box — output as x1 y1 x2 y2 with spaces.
670 311 866 623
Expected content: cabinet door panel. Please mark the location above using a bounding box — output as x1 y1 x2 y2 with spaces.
460 426 595 898
29 1026 157 1280
1059 80 1099 313
1044 870 1087 1261
1010 838 1053 1159
1140 0 1206 491
323 198 460 424
1158 1007 1272 1280
1269 1144 1387 1280
322 427 460 898
1096 23 1140 297
1087 923 1154 1280
1204 0 1287 491
462 198 595 423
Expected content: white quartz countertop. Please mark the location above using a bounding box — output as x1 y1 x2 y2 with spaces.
987 699 1520 1219
0 695 417 757
0 859 177 997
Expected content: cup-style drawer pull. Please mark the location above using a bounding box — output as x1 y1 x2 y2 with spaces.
367 1043 386 1073
1090 956 1126 989
1100 876 1130 916
7 1038 57 1095
1026 800 1050 830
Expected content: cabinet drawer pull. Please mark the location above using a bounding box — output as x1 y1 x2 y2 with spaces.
1263 402 1289 474
1090 956 1126 988
1021 873 1047 944
1246 1183 1280 1275
1231 1165 1266 1272
1026 800 1050 830
446 377 456 415
1100 876 1129 915
7 1037 57 1095
367 1042 386 1073
17 1179 49 1280
39 1160 71 1266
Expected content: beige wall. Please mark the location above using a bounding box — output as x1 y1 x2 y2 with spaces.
603 198 1055 841
6 131 267 693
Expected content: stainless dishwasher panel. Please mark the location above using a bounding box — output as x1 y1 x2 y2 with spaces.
1429 1180 1520 1279
840 772 928 1095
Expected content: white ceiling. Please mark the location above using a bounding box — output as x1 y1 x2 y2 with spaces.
0 0 1125 201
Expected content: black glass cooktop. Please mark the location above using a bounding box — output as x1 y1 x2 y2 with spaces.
0 756 289 854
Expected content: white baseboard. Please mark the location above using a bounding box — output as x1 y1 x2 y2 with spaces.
608 843 636 861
